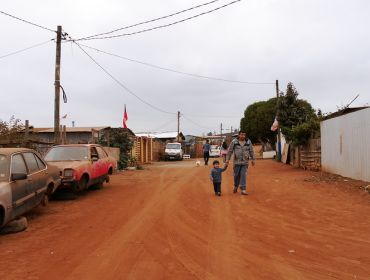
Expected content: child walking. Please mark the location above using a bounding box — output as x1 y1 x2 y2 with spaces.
210 160 228 196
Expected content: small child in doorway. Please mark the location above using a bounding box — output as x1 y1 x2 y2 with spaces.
210 160 228 196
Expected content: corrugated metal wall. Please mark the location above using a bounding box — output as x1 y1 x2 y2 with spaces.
321 108 370 182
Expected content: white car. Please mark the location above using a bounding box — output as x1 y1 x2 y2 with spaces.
209 145 221 157
164 143 183 161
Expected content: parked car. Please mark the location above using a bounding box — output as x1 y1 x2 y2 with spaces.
0 148 61 228
209 145 221 157
164 143 183 161
43 144 116 191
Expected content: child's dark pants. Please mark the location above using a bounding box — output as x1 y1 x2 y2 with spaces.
213 182 221 193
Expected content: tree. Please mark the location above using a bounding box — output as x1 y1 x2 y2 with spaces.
0 116 24 147
99 128 135 170
240 98 277 145
277 82 315 142
276 82 320 146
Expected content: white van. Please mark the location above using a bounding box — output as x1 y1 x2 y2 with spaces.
164 143 183 161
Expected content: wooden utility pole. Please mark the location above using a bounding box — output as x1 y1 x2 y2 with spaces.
276 80 281 162
220 123 223 139
177 111 180 142
25 120 29 141
54 26 62 144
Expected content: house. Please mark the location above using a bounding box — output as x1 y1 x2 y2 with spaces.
135 131 185 143
25 127 112 144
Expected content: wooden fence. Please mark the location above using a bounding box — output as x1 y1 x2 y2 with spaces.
285 139 321 170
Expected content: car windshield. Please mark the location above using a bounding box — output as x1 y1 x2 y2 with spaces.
0 154 7 181
167 144 180 149
44 146 88 161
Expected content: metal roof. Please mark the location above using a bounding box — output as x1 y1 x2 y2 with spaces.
135 131 185 140
27 127 111 133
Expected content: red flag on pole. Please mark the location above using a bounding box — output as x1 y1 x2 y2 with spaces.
123 104 128 128
271 116 278 131
60 112 70 120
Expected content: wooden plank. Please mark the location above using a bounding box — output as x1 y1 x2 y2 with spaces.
281 143 290 164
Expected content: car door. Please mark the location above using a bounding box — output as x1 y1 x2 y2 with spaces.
23 152 48 205
89 147 102 184
10 153 33 219
96 146 110 174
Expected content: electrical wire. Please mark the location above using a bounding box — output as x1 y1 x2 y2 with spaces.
183 112 241 118
76 0 222 41
77 44 274 85
0 11 56 33
182 114 219 129
150 116 178 131
73 41 177 115
0 39 54 59
70 0 242 41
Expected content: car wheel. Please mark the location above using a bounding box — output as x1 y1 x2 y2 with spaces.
105 174 110 183
40 194 49 207
89 182 103 190
79 176 88 191
0 216 27 234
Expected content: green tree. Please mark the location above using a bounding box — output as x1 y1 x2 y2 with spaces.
0 116 24 147
240 98 277 145
289 117 320 146
99 128 135 170
276 82 321 146
277 82 315 142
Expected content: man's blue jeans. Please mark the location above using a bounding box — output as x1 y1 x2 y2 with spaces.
233 164 249 191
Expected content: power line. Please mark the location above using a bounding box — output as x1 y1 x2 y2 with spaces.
0 11 56 33
73 41 176 115
182 114 219 129
0 39 54 59
70 0 242 41
77 44 274 85
183 112 241 118
76 0 222 41
150 116 178 131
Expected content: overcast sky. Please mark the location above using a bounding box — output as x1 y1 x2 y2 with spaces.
1 0 369 136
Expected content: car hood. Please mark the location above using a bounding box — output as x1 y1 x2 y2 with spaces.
47 160 88 170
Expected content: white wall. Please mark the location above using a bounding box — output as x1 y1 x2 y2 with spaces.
321 108 370 182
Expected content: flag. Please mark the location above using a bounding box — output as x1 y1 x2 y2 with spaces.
60 112 70 120
271 116 278 131
123 104 128 128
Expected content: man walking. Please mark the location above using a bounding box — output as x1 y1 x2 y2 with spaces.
203 139 212 165
225 130 255 195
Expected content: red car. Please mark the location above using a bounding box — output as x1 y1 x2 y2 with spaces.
43 144 116 191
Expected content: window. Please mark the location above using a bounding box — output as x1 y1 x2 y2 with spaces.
44 146 88 161
11 154 27 174
23 153 39 173
35 154 46 170
96 147 107 159
90 147 99 159
0 155 7 180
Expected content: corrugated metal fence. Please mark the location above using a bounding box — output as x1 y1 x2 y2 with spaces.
321 108 370 182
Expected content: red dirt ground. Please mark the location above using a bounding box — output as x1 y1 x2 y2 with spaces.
1 147 370 280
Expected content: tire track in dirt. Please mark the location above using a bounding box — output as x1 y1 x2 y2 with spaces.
269 254 304 279
64 165 196 279
164 170 215 279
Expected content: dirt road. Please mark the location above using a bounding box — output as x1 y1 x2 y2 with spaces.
1 155 370 279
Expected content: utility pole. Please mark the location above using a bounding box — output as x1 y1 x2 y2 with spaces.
276 80 281 162
220 123 223 139
177 111 180 142
54 26 62 144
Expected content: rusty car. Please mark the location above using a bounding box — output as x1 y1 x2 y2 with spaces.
0 148 61 228
43 144 116 191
